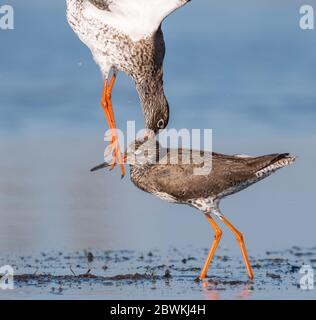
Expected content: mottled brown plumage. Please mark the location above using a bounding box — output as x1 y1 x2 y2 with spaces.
123 139 295 211
91 137 295 214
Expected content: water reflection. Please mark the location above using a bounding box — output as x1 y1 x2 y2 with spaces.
201 279 252 300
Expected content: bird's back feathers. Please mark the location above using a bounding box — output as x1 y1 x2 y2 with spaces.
130 147 296 202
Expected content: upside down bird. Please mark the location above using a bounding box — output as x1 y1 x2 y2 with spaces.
66 0 191 176
91 138 296 280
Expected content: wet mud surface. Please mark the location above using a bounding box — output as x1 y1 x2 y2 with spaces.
0 247 315 299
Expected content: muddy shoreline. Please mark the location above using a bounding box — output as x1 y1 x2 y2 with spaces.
0 246 315 299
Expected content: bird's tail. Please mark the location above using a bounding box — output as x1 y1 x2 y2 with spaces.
253 153 296 178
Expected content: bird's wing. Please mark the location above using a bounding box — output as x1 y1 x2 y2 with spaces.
83 0 190 41
208 152 292 190
147 163 212 201
147 150 292 201
146 148 214 201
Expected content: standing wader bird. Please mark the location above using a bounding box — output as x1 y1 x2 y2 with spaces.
91 138 296 280
66 0 191 177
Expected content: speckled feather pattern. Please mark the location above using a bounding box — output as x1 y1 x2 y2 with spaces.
67 1 166 80
128 141 296 214
66 0 190 131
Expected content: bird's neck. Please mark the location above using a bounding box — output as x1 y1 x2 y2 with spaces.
130 165 148 190
135 70 169 132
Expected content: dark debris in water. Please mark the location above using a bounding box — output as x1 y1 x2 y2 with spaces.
266 272 281 280
1 246 315 298
14 271 166 286
84 250 94 263
207 278 247 287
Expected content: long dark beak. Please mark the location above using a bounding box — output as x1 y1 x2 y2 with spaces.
90 162 111 172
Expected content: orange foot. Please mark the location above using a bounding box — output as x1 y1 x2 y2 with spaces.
100 75 125 177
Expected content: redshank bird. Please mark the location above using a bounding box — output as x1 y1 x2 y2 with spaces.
66 0 191 176
91 138 296 280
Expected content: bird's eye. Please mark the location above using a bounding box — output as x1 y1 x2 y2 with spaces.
157 119 164 129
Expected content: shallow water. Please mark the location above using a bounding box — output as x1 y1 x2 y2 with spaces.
0 0 315 299
0 246 315 300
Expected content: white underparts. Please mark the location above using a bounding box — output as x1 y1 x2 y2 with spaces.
153 191 177 203
82 0 188 41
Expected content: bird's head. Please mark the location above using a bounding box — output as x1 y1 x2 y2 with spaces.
90 136 161 173
144 99 169 134
124 136 161 166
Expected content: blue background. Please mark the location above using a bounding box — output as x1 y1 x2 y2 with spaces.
0 0 315 255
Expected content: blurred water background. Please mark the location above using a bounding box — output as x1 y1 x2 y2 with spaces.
0 0 315 258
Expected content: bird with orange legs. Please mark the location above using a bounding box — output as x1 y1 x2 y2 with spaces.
91 137 296 280
66 0 192 176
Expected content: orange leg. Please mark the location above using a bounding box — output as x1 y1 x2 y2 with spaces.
107 76 125 176
101 81 114 132
100 76 125 177
199 214 222 280
101 81 118 165
106 73 117 126
221 216 254 280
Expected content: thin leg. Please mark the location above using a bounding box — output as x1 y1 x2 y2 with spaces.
101 80 116 146
100 77 125 177
220 216 254 280
101 81 114 131
106 73 117 126
101 75 118 134
199 213 222 280
103 84 123 169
